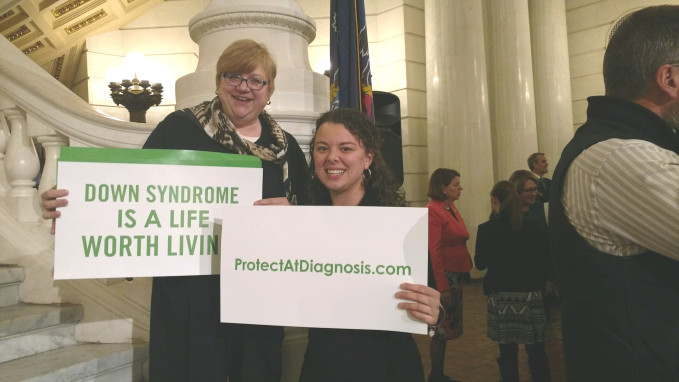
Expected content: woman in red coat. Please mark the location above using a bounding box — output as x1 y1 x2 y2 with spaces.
426 168 472 382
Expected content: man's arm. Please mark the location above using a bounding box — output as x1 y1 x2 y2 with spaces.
564 139 679 260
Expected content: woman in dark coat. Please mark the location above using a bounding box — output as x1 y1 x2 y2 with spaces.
475 181 552 382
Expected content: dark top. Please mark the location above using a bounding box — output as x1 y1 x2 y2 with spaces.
549 96 679 381
298 190 425 382
145 109 308 382
530 177 550 226
474 215 551 295
527 201 547 227
144 109 308 201
536 176 551 203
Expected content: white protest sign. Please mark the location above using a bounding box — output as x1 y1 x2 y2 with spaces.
54 147 262 280
219 206 429 334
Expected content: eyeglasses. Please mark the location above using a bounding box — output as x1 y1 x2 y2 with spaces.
520 187 538 193
222 72 269 91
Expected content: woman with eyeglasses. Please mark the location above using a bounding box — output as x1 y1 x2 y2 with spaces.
474 181 552 382
41 39 308 381
509 169 545 226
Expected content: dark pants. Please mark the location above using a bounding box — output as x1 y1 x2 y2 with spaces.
498 342 550 382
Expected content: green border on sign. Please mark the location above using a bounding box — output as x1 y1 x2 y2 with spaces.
59 147 261 168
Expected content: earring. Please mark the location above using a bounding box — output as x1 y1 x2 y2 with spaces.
267 100 271 105
310 169 317 180
215 90 218 95
363 168 372 182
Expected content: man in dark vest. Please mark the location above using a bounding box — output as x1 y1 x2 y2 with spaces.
549 5 679 382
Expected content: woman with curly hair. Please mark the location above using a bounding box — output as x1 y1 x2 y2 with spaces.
299 107 442 382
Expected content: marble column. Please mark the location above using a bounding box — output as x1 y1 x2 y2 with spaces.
425 0 496 276
175 0 329 156
483 0 539 180
528 0 574 166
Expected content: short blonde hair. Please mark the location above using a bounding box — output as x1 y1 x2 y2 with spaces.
215 39 277 95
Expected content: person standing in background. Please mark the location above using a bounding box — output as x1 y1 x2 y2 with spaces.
475 181 552 382
527 153 550 204
509 170 545 227
527 154 551 227
426 168 472 382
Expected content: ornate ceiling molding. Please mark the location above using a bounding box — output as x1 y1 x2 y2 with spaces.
53 55 64 80
7 25 31 41
52 0 93 18
23 40 45 54
64 8 107 34
0 9 15 22
189 11 316 44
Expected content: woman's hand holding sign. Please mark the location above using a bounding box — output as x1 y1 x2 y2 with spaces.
397 282 441 325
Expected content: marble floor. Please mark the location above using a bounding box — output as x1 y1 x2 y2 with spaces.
413 279 565 382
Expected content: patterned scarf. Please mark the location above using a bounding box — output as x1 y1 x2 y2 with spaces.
190 96 291 198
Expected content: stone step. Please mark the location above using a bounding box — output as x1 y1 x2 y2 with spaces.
0 265 24 308
0 303 83 363
0 342 148 382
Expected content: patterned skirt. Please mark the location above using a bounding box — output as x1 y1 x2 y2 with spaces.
487 290 547 344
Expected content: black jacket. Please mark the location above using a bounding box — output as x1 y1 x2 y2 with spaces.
475 215 551 295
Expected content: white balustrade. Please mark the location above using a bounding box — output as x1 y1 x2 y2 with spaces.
0 111 10 195
1 103 41 222
36 135 68 197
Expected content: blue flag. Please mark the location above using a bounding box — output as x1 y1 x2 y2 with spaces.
329 0 375 123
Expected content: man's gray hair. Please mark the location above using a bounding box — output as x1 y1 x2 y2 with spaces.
603 5 679 100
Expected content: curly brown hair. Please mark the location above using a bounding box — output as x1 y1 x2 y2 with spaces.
307 108 405 206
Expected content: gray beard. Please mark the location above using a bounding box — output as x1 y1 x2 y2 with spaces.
664 101 679 133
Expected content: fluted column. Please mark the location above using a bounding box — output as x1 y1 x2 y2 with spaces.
0 112 9 195
484 0 538 180
2 106 41 222
425 0 496 276
175 0 329 157
528 0 574 165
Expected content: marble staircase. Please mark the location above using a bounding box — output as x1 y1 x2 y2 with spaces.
0 265 148 382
